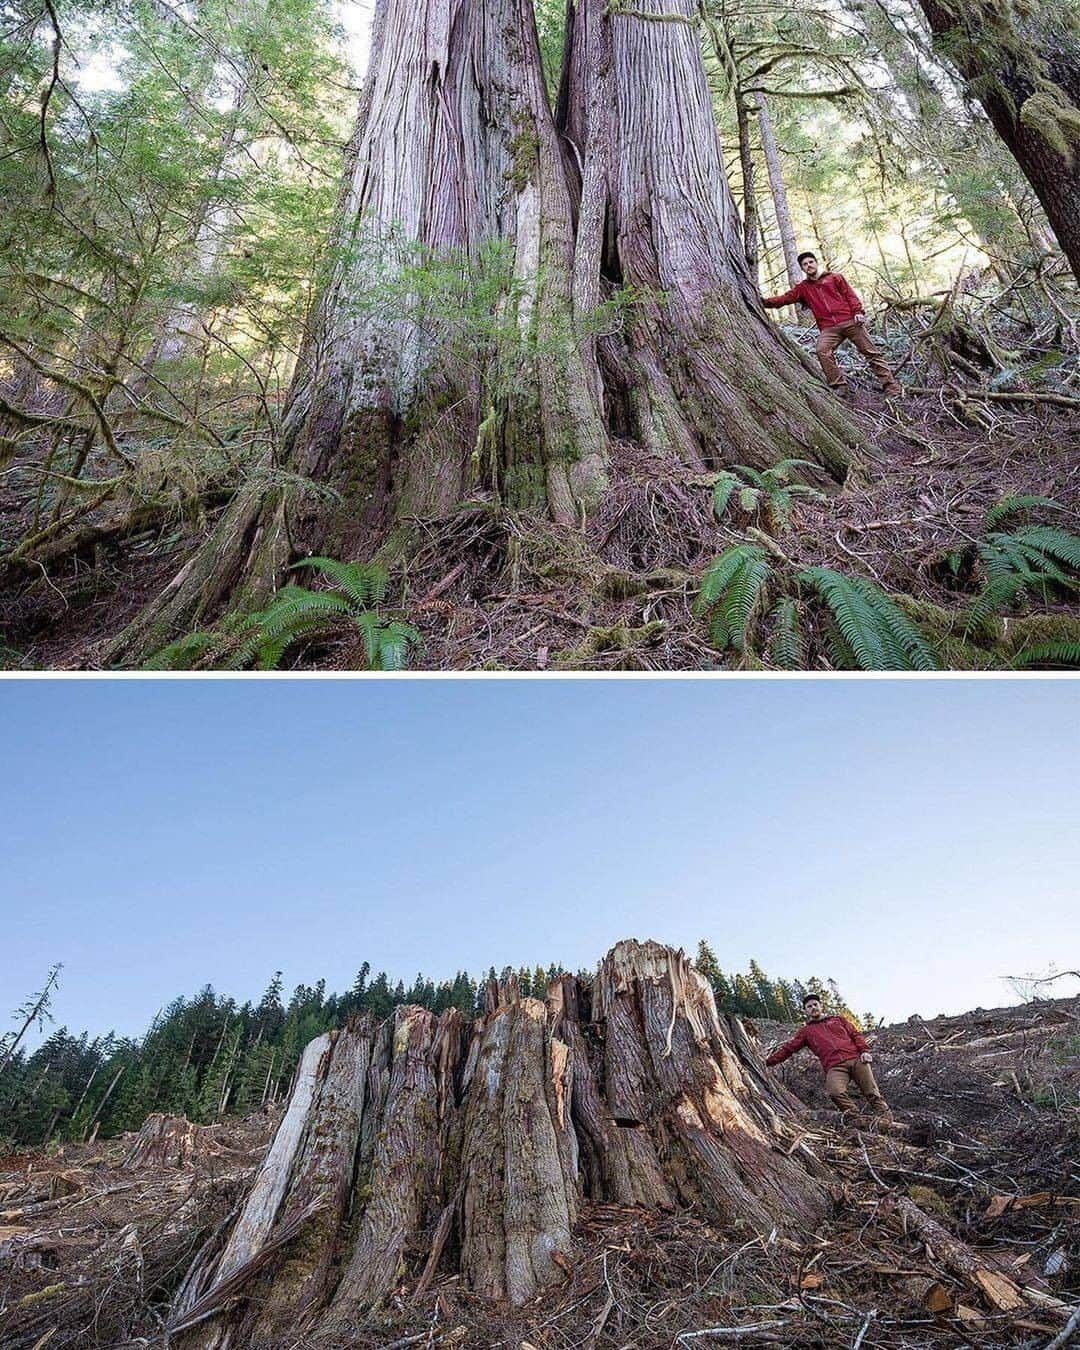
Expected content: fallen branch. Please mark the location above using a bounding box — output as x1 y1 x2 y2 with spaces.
908 386 1080 409
893 1195 1068 1318
676 1322 790 1343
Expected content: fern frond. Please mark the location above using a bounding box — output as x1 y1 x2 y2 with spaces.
964 573 1026 641
695 546 759 612
292 557 389 608
354 610 384 668
762 457 819 486
695 545 771 653
256 587 352 642
984 494 1063 530
735 465 766 489
1007 526 1080 575
767 597 805 669
1009 642 1080 670
723 552 771 651
799 567 939 670
373 621 421 670
712 471 740 520
142 632 221 671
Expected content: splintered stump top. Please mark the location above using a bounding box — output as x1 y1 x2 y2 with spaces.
172 939 830 1347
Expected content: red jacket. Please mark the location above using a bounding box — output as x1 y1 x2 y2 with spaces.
765 1016 869 1072
763 272 864 330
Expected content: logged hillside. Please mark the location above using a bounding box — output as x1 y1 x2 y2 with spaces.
0 943 1076 1350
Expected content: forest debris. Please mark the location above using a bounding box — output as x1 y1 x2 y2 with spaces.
2 985 1076 1350
121 1112 202 1168
551 618 666 668
46 1172 82 1199
892 1193 1067 1316
675 1320 790 1342
903 1275 953 1312
985 1192 1080 1220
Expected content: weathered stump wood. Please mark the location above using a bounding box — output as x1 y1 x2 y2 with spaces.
170 941 833 1340
121 1113 201 1169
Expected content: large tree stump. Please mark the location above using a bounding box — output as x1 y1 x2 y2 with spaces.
168 941 831 1341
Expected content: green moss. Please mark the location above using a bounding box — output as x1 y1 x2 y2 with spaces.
506 115 541 194
895 594 1080 669
553 619 667 669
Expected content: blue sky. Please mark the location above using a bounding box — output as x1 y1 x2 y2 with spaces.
2 678 1076 1043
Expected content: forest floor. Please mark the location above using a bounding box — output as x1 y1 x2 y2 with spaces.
1 992 1076 1349
1 313 1079 671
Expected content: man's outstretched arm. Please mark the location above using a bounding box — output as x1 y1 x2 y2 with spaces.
765 1026 807 1066
762 284 803 309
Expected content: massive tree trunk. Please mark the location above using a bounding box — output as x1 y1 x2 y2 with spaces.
105 0 863 666
166 941 830 1342
915 0 1080 281
555 0 860 472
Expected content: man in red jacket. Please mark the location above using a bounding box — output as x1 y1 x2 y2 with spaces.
763 252 902 400
765 993 891 1121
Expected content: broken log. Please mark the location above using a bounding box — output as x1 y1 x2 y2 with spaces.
893 1194 1070 1318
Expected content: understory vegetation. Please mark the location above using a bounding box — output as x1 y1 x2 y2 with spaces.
0 0 1078 669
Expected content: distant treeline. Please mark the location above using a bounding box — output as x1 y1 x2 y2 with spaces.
0 942 862 1148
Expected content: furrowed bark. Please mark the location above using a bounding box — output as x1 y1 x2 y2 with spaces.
590 940 828 1231
328 1006 467 1321
557 0 863 477
105 0 609 665
460 997 578 1304
247 1018 374 1337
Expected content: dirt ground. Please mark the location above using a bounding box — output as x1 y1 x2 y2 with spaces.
1 992 1076 1349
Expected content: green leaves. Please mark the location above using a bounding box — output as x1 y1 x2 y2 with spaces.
711 471 740 518
694 544 772 651
798 567 940 670
291 558 389 608
966 501 1080 637
984 494 1065 531
143 558 420 671
1009 642 1080 670
709 460 824 531
767 596 806 670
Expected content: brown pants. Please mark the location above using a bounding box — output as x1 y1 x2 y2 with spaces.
816 321 898 391
825 1058 890 1117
